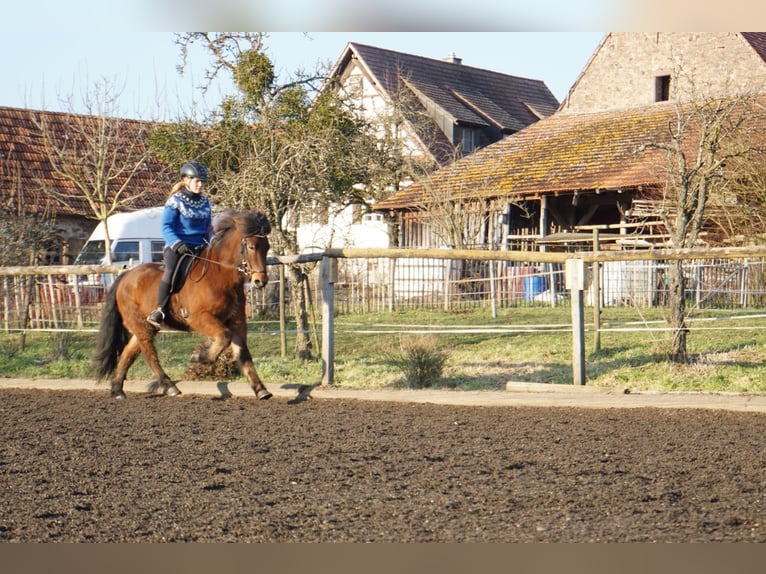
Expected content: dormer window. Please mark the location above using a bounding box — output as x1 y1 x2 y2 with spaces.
454 126 479 153
655 75 671 102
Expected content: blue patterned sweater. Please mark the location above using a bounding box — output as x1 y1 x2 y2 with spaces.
161 189 212 248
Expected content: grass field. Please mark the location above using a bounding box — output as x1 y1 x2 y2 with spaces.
2 305 766 393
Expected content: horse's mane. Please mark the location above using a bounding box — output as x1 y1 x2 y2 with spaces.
210 209 271 248
239 210 272 237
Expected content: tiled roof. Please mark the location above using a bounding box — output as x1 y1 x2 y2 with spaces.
0 106 172 218
334 43 559 164
348 43 559 127
742 32 766 62
375 95 766 211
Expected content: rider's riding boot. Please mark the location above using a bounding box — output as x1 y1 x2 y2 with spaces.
146 307 165 328
147 281 171 328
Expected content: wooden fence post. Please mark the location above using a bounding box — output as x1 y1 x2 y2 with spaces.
321 256 337 386
566 258 586 386
592 229 601 352
279 265 286 359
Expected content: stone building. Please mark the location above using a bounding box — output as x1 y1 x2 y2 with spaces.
561 33 766 114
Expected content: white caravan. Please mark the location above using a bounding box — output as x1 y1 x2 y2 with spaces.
74 208 166 279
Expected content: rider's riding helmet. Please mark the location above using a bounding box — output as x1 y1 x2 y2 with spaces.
180 161 209 182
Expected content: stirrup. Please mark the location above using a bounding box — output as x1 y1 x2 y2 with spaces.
147 308 165 328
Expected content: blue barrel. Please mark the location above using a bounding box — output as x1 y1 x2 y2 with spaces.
524 275 545 301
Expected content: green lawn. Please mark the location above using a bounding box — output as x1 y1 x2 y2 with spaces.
2 305 766 393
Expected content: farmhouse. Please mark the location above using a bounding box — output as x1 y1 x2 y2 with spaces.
374 32 766 251
299 42 559 251
329 42 559 166
0 106 172 264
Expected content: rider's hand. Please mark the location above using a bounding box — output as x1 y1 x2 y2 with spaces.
176 243 193 256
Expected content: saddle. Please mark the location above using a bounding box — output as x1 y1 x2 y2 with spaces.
169 249 202 294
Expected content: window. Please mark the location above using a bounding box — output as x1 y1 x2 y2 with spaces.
655 75 671 102
151 241 165 263
454 126 478 153
346 75 364 99
74 240 106 264
112 241 140 263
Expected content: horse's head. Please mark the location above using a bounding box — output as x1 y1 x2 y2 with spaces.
243 233 270 289
240 210 272 289
213 209 272 289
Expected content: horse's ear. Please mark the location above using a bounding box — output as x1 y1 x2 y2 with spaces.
255 209 271 235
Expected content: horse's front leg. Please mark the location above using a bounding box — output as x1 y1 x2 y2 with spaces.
189 331 231 364
190 311 271 400
230 331 272 400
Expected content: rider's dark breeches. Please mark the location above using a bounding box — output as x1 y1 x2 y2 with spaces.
156 247 180 307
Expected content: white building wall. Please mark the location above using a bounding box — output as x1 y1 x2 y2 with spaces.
296 206 390 252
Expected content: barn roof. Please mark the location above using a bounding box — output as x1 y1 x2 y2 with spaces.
375 94 766 211
742 32 766 63
0 106 172 218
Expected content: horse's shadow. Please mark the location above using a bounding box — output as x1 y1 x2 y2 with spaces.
211 381 316 404
280 383 317 404
144 379 317 403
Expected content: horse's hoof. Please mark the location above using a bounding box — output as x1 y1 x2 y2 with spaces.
256 389 272 400
112 391 127 400
165 385 182 397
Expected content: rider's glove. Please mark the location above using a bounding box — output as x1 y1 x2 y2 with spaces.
176 243 193 256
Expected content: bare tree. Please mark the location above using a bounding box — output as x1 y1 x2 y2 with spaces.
30 80 169 264
156 33 381 360
707 112 766 246
0 148 56 266
641 94 766 361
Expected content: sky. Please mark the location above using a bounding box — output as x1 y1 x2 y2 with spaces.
1 32 605 121
4 1 764 120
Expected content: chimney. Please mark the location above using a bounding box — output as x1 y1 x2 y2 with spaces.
444 52 462 65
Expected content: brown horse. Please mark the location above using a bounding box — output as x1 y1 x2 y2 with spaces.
94 209 273 400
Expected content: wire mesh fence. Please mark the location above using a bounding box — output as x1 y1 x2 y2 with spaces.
4 252 766 332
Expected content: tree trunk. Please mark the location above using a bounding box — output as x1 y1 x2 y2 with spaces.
289 264 313 360
666 260 689 362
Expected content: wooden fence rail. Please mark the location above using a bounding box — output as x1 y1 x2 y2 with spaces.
4 245 766 386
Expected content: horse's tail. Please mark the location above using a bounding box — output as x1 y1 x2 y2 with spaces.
94 274 130 382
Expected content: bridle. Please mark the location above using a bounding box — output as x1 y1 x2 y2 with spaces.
237 235 269 276
189 234 269 282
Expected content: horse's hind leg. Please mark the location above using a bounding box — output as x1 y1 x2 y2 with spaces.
135 335 181 397
114 332 180 398
108 336 141 399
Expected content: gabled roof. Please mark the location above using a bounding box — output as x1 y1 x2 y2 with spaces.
330 43 559 161
375 95 766 211
0 106 172 218
742 32 766 62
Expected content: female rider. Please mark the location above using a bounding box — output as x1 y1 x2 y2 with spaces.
146 161 212 328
